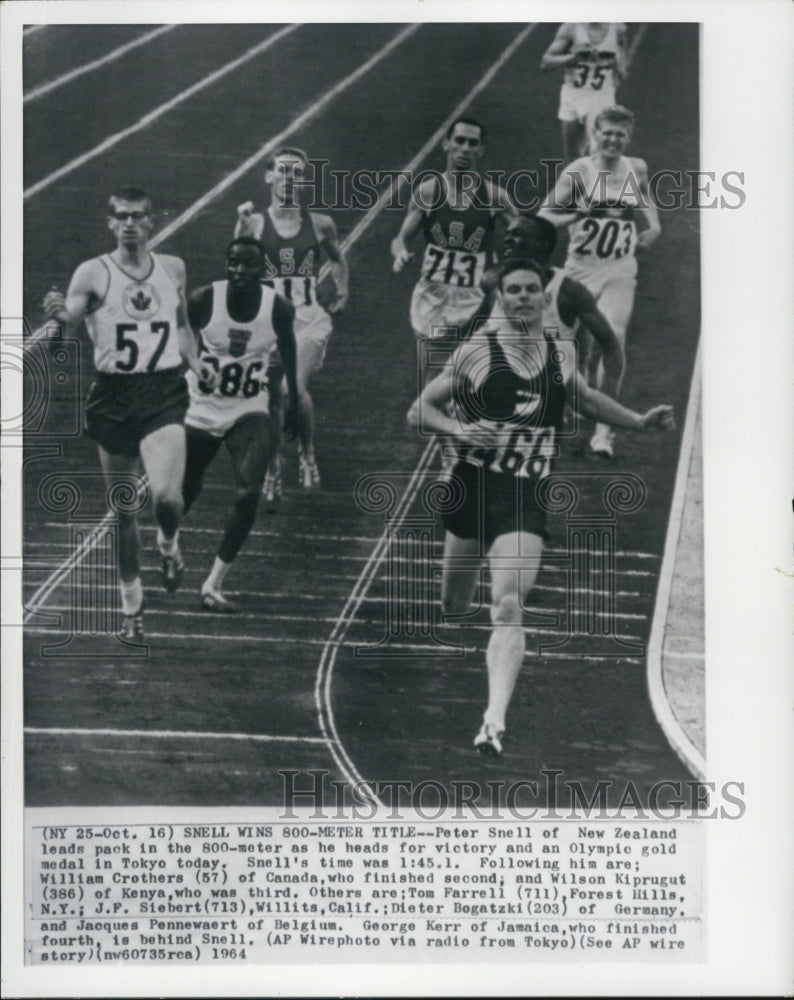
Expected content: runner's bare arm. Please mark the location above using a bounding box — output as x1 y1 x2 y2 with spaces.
537 163 586 227
574 371 675 431
184 285 218 385
272 294 299 435
560 277 625 397
391 177 436 272
614 24 629 79
634 159 661 250
540 23 580 71
41 259 106 336
407 343 505 448
234 202 265 239
314 213 349 312
162 255 202 378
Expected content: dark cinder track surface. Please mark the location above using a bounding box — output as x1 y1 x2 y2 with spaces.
22 22 700 807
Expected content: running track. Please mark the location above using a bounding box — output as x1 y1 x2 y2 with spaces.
21 23 701 806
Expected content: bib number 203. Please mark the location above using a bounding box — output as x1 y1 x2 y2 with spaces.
115 321 170 372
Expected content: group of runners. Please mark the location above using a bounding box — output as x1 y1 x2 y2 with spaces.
43 23 675 756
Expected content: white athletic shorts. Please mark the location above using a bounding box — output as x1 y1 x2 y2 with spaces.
294 304 333 372
566 256 638 341
185 370 269 438
410 280 485 340
558 83 617 124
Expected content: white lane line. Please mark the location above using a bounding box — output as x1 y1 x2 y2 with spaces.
33 529 662 559
646 341 706 782
30 579 646 601
39 603 650 626
24 25 178 103
23 26 422 624
153 24 420 249
24 625 472 653
25 726 330 744
24 22 418 350
662 650 705 661
314 23 540 803
23 24 302 199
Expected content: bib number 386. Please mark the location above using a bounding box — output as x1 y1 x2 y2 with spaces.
198 358 264 397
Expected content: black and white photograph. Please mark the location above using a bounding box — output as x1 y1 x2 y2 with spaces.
2 0 792 995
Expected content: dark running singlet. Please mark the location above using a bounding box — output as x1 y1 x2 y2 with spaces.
419 180 496 291
452 326 567 481
259 209 321 310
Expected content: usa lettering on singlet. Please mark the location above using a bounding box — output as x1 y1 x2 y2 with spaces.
85 253 183 374
419 182 496 290
186 281 278 424
566 161 639 269
563 23 622 95
252 210 322 320
451 324 574 480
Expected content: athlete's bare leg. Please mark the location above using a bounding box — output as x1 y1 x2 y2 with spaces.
561 119 587 164
476 531 544 751
139 422 186 545
295 336 324 459
97 447 143 587
440 531 482 619
140 422 186 589
590 273 635 454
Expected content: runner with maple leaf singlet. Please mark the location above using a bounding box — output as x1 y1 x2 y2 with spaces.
42 186 204 642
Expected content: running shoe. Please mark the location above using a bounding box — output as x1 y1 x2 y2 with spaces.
589 426 615 458
118 598 145 643
201 586 237 614
262 455 283 512
160 549 185 592
298 451 321 492
474 722 504 756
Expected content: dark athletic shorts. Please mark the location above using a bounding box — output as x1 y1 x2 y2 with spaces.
84 368 189 458
441 461 549 551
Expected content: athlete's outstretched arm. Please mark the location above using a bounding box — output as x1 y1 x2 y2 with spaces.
391 177 436 272
560 277 625 397
314 214 349 313
272 295 299 434
573 371 674 431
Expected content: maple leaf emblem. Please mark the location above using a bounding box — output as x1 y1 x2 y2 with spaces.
130 289 152 312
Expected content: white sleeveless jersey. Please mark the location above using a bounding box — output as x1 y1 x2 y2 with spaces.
565 157 639 270
85 253 183 374
563 23 622 94
186 281 278 435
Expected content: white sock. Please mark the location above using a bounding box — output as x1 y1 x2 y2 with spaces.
157 528 178 557
204 557 231 593
120 577 143 616
484 623 526 732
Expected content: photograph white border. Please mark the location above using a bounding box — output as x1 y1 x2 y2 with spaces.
3 0 793 995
